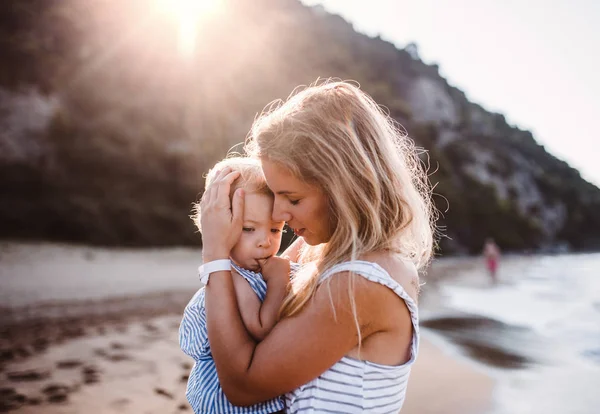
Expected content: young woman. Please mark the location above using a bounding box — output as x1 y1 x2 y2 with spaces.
199 81 435 413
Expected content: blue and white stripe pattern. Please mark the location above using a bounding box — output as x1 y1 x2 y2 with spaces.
179 262 284 414
284 260 420 414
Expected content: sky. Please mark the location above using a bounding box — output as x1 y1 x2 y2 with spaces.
301 0 600 186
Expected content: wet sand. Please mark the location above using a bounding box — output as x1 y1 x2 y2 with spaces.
403 337 494 414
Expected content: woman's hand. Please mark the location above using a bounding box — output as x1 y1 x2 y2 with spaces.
200 167 244 262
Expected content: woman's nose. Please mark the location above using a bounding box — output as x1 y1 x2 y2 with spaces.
272 199 292 222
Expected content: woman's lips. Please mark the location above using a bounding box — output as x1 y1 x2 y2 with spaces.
293 228 306 237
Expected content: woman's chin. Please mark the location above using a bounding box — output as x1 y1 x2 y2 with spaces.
300 234 327 246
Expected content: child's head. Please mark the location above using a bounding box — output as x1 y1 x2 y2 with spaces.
195 157 285 271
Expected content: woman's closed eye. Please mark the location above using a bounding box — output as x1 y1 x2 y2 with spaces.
242 227 255 232
289 199 300 206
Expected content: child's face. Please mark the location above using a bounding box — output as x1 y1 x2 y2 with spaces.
230 192 285 271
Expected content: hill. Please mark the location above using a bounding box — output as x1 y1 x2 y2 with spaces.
1 0 599 253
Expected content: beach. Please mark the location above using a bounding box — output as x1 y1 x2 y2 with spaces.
1 242 599 413
0 309 493 414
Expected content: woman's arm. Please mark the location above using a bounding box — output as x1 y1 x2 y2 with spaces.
205 270 382 406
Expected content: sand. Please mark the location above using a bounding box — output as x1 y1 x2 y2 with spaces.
403 336 494 414
0 243 495 413
0 312 494 413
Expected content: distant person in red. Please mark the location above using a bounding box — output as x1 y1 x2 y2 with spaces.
483 238 501 284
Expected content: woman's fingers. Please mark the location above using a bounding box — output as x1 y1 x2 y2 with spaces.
199 168 244 262
214 170 240 207
201 181 217 208
202 168 240 208
231 187 245 229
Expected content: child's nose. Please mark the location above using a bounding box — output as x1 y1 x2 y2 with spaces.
257 233 271 248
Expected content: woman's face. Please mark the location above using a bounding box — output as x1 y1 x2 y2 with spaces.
260 159 332 245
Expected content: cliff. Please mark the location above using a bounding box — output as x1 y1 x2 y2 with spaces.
1 0 598 253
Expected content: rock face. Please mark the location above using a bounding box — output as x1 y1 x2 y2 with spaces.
0 89 59 164
399 60 599 252
0 0 599 253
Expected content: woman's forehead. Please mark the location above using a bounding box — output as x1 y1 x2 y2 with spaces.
260 159 314 194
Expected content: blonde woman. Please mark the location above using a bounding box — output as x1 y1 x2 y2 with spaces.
199 81 435 413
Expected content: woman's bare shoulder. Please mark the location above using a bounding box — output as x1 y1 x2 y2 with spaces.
358 251 420 302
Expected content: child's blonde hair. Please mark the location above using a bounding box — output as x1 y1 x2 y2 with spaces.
245 80 435 323
193 157 272 232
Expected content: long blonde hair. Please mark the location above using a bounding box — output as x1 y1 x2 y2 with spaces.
245 80 435 323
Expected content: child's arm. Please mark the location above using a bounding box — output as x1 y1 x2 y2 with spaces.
231 275 262 341
232 258 290 342
254 256 290 340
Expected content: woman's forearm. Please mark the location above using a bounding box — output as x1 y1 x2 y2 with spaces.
204 270 259 402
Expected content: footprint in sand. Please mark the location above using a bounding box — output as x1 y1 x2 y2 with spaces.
94 348 131 362
82 365 101 384
56 359 83 369
0 387 27 411
42 383 70 404
6 369 50 382
154 387 174 399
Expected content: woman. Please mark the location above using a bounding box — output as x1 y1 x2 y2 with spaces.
200 81 435 413
483 238 501 284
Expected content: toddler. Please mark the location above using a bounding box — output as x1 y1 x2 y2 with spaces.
179 157 291 414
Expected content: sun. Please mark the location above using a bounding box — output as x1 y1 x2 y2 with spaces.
154 0 223 55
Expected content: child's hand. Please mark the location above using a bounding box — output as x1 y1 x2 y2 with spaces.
259 256 291 283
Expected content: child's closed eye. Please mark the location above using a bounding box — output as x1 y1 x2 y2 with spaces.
242 227 255 232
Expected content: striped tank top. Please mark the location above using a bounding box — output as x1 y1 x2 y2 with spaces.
284 260 420 414
179 262 284 414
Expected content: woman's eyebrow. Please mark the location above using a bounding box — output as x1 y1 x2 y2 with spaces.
276 190 295 195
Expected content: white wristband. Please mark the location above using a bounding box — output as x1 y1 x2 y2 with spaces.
199 259 232 285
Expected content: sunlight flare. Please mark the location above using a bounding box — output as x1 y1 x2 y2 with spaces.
154 0 222 55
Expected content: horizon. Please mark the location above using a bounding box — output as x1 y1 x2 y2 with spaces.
302 0 600 187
